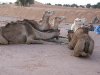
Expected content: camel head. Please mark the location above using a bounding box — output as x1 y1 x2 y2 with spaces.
81 18 88 26
44 10 55 17
74 18 88 27
74 18 83 25
55 16 66 24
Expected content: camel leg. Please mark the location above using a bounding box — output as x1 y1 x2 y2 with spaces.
26 35 44 44
88 40 94 55
26 40 44 44
0 28 8 45
68 35 77 50
0 35 8 45
73 39 87 57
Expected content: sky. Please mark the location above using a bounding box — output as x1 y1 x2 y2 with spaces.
0 0 99 5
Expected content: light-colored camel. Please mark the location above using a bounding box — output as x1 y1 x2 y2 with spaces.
38 10 55 31
38 12 66 31
25 16 65 31
71 18 88 32
51 16 66 30
24 11 55 32
23 16 66 40
0 20 60 44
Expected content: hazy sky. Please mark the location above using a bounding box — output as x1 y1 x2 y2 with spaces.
0 0 99 5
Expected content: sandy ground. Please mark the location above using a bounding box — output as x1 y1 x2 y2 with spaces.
0 24 100 75
0 5 100 23
0 4 100 75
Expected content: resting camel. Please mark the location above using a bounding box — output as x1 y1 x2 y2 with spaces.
23 16 66 40
22 11 55 32
24 16 65 31
0 20 60 44
38 10 55 31
67 27 94 57
39 11 66 31
71 18 88 32
51 16 66 30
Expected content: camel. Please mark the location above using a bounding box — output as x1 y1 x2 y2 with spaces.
0 27 8 44
38 11 66 31
24 16 66 31
51 16 66 30
38 10 55 31
0 20 60 44
92 16 100 24
68 27 94 57
71 18 88 32
71 18 82 32
23 11 55 32
23 10 65 32
25 17 64 40
23 16 65 40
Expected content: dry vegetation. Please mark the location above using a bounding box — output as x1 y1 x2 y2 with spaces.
0 1 100 23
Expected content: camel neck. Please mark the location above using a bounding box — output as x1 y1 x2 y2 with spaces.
54 20 60 27
42 15 49 23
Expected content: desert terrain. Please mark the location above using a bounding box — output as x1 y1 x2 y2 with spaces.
0 2 100 23
0 2 100 75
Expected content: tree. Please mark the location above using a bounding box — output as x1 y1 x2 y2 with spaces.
71 4 78 8
91 5 97 8
91 2 100 9
63 4 71 7
79 5 85 8
46 3 51 5
96 2 100 8
15 0 34 6
86 4 91 8
55 4 62 6
9 2 13 4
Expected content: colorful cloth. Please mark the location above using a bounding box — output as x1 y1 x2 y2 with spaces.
94 26 100 34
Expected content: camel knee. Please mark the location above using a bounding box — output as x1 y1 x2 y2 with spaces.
73 51 80 57
26 35 43 44
68 44 74 50
0 36 8 45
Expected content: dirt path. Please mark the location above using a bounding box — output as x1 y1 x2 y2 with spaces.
0 25 100 75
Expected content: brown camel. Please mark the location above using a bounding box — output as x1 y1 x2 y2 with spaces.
23 16 66 40
0 20 60 44
67 27 94 57
23 11 55 32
